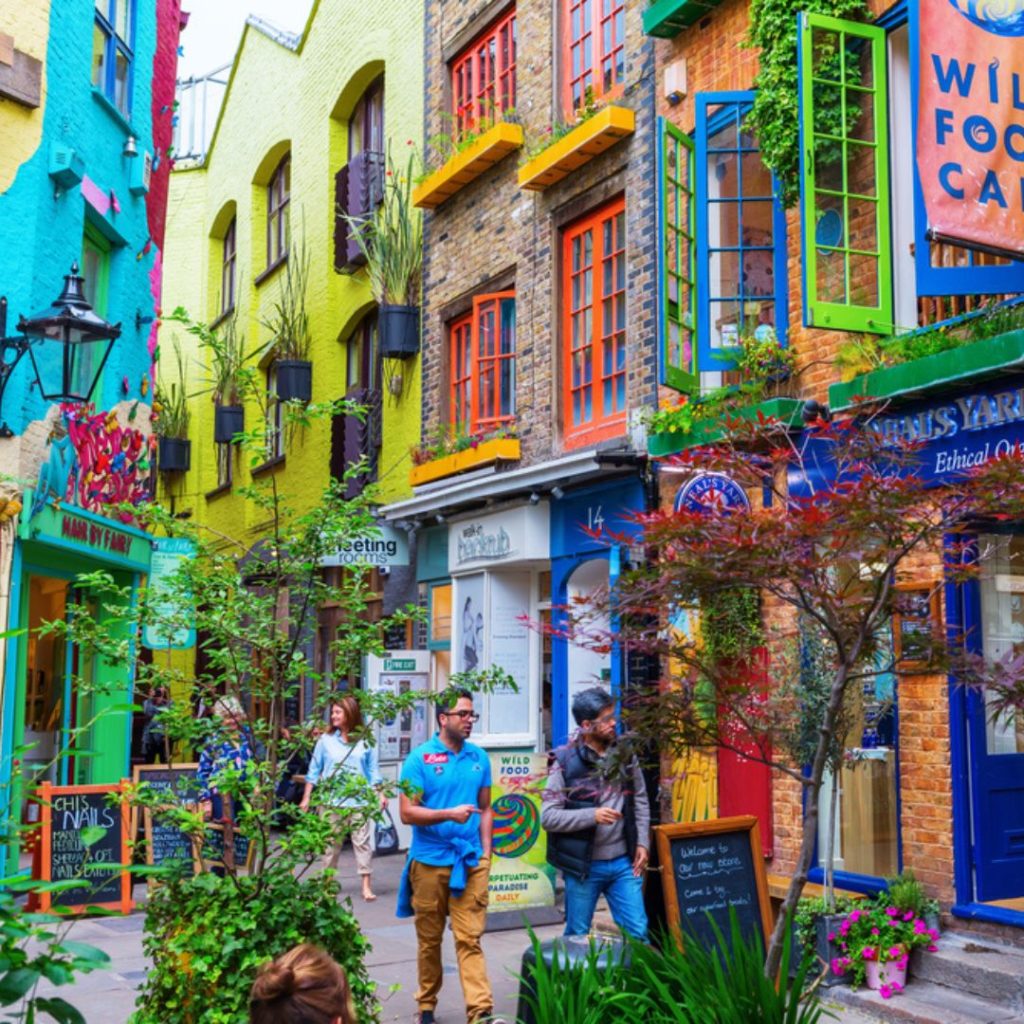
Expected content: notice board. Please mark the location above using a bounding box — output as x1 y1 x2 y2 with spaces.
133 763 201 881
654 815 772 951
36 781 132 915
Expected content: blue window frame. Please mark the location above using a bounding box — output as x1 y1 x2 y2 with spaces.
92 0 135 117
695 92 788 373
903 2 1024 297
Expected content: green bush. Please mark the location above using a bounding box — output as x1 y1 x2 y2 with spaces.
130 871 377 1024
520 916 831 1024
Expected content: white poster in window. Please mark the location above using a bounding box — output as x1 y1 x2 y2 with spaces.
455 574 486 673
488 573 531 736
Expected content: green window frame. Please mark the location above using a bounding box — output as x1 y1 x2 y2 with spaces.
80 225 111 401
659 118 697 391
799 12 892 335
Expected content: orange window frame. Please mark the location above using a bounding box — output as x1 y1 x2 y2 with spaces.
449 292 516 434
451 9 517 139
562 198 627 449
562 0 625 118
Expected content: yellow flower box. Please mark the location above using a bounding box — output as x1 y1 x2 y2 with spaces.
413 122 524 210
518 105 636 192
409 438 521 487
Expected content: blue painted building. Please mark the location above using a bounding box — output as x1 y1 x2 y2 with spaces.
0 0 183 841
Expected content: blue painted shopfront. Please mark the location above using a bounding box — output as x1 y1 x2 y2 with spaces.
550 477 646 746
794 378 1024 922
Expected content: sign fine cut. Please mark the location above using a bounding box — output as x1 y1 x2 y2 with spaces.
675 473 751 516
916 0 1024 258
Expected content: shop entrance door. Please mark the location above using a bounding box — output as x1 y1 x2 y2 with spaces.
967 533 1024 904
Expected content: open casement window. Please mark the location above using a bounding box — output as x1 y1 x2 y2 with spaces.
452 10 517 138
696 93 788 374
335 77 385 272
92 0 134 116
562 0 625 118
659 119 697 392
450 293 516 434
563 199 627 447
799 13 892 334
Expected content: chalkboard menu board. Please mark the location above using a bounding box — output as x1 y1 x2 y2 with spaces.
654 816 772 952
133 764 200 883
893 585 940 670
195 822 255 872
36 782 132 915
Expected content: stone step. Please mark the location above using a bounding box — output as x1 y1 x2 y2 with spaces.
827 979 1024 1024
911 933 1024 1010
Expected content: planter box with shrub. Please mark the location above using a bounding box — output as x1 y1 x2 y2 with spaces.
214 405 244 444
159 437 191 474
275 360 312 403
379 305 420 359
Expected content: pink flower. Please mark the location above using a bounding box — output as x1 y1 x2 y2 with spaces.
903 910 914 921
861 947 877 961
927 944 938 952
830 957 846 976
914 919 928 934
871 928 880 936
827 931 836 941
885 906 899 917
927 928 939 940
879 981 903 1000
887 946 903 960
849 910 862 923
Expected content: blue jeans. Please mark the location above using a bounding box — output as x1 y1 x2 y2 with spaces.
563 855 648 941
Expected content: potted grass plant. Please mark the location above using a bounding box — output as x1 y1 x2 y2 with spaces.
261 245 313 402
157 338 191 473
342 149 423 359
210 313 246 443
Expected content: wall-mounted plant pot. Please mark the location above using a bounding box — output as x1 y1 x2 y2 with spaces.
158 437 191 473
379 305 420 359
214 404 244 444
275 359 312 403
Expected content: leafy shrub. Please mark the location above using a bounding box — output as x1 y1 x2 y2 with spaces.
131 871 377 1024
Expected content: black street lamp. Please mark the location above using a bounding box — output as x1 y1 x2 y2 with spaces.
0 264 121 437
19 262 121 404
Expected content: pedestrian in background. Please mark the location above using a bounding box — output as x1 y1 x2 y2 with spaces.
397 689 505 1024
300 696 385 901
197 695 255 822
542 686 650 941
142 685 172 763
249 943 357 1024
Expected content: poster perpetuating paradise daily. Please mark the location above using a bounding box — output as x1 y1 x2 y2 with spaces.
916 0 1024 258
486 753 556 912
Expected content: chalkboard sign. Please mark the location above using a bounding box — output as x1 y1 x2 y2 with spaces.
194 822 255 873
36 782 132 915
654 816 772 952
133 763 201 883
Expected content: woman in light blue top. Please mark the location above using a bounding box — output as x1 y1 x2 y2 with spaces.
300 695 384 900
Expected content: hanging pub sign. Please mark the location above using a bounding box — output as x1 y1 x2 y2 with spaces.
674 472 751 516
916 0 1024 259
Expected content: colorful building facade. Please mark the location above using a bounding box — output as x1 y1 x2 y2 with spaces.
646 0 1024 942
159 0 425 725
0 0 183 832
379 0 659 763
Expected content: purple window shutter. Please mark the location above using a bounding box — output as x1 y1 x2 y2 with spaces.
342 388 370 500
330 404 347 482
333 165 349 274
345 154 368 267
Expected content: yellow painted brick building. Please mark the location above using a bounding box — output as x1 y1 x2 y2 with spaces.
159 0 423 547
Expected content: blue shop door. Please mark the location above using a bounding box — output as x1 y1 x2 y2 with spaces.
967 534 1024 903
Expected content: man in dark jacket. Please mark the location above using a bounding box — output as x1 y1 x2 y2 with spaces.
542 686 650 940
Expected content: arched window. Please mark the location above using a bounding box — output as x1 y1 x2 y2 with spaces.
335 78 384 271
267 155 290 269
221 217 237 316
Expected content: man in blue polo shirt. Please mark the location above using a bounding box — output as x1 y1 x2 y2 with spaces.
398 688 500 1024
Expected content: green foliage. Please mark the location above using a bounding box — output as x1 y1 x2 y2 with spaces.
130 872 376 1024
878 869 939 920
746 0 868 208
260 242 312 361
155 336 191 439
835 298 1024 380
167 307 255 406
341 149 422 307
703 588 763 667
410 421 518 465
522 87 605 161
520 916 830 1023
793 894 858 956
421 106 518 178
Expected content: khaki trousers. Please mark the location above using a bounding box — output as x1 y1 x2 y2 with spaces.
409 858 493 1022
321 811 374 877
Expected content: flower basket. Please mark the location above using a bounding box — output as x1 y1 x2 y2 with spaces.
158 437 191 474
409 437 520 487
379 305 420 359
213 404 244 444
865 953 907 993
275 359 312 403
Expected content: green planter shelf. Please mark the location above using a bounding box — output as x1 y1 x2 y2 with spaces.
643 0 725 37
648 397 804 456
829 330 1024 412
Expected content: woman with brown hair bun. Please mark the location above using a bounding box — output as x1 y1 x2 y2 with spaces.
250 943 357 1024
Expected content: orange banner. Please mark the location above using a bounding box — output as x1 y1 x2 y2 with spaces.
916 0 1024 258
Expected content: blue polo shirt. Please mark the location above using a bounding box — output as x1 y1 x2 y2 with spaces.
400 734 492 866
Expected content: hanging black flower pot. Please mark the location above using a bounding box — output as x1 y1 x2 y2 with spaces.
214 404 244 444
158 436 191 473
275 359 312 403
379 305 420 359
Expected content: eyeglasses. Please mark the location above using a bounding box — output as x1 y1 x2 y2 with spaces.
443 710 480 722
592 712 617 725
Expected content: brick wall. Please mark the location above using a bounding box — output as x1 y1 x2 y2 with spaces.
420 0 657 466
